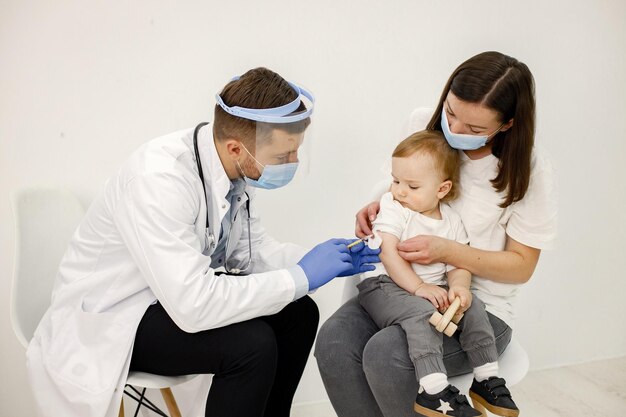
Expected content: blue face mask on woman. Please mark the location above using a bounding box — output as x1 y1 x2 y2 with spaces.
440 108 503 151
238 144 299 190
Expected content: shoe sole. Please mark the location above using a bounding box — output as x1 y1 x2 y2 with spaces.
414 402 479 417
469 391 519 417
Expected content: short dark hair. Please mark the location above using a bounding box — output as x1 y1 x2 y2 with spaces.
213 67 310 149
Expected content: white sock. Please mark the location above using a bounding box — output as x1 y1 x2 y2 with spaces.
419 372 449 395
474 361 499 382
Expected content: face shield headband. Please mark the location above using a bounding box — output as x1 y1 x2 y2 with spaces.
215 76 315 123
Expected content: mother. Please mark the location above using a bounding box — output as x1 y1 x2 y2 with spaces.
315 51 557 417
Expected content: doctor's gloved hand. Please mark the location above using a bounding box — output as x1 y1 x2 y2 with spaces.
297 238 382 291
341 239 381 277
298 239 355 291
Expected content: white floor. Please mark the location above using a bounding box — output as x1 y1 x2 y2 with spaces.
292 356 626 417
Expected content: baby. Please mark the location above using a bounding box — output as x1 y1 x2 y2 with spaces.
358 130 518 417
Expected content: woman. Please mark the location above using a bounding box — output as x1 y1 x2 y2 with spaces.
314 51 557 417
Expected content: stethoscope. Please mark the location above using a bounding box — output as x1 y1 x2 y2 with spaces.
193 122 252 275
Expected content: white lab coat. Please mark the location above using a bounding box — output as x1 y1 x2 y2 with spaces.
26 124 308 417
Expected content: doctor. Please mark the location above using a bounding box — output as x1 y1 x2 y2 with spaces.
26 67 380 417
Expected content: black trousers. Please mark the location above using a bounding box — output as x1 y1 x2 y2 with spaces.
129 296 319 417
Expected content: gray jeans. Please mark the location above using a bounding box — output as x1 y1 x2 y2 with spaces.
314 295 512 417
357 275 498 381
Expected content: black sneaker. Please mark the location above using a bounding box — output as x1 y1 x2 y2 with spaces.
414 384 482 417
469 377 519 417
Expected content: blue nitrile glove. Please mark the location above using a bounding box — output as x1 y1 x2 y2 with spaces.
340 239 381 276
298 238 354 291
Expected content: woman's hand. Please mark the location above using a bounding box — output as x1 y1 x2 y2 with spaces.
397 235 450 265
414 283 449 310
355 201 380 238
448 286 473 313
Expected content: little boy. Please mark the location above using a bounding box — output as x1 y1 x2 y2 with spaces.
357 130 518 417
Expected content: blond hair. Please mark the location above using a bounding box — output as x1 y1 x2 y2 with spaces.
392 130 460 202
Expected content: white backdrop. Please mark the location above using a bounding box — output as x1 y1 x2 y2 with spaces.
1 1 625 416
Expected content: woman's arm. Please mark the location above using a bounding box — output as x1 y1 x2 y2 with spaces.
355 182 391 238
397 235 540 284
379 232 449 309
355 201 380 238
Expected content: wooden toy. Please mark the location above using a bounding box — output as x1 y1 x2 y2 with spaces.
429 297 464 337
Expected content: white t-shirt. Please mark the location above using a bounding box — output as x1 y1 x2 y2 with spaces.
364 192 469 285
394 108 558 327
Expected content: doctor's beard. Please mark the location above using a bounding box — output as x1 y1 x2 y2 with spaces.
237 155 263 181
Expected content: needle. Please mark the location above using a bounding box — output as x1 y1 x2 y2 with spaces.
347 235 373 249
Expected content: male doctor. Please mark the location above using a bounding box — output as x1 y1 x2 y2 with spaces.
26 67 380 417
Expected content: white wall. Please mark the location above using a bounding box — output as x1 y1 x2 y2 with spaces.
1 0 625 415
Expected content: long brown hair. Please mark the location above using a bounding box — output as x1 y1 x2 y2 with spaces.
427 51 536 208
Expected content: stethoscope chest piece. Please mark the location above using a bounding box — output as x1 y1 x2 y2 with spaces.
195 122 252 275
205 230 216 247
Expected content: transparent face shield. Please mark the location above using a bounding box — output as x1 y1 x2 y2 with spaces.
213 77 313 274
215 77 314 189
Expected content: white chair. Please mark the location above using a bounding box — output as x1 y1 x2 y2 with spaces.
10 187 196 417
10 187 85 349
342 275 529 392
121 372 196 417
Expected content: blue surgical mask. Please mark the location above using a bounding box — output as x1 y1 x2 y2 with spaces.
238 145 299 190
440 108 503 151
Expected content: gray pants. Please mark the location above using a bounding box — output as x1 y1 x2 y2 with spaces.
357 275 498 381
314 295 512 417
